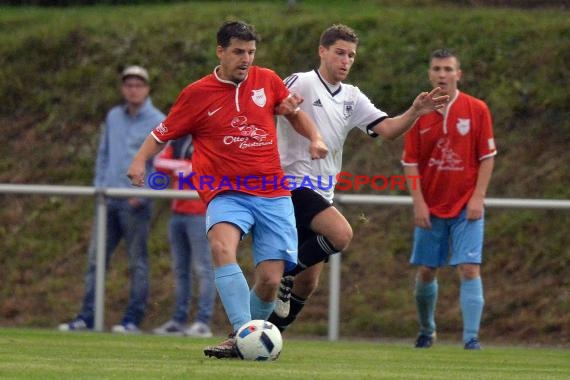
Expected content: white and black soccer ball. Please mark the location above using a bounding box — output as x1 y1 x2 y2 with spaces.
235 320 283 361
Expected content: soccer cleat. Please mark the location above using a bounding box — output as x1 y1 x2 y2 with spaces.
58 317 91 332
464 337 482 350
414 332 436 348
152 319 185 336
204 332 238 359
112 322 141 334
273 276 294 318
186 321 213 338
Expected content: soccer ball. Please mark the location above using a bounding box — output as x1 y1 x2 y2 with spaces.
235 320 283 361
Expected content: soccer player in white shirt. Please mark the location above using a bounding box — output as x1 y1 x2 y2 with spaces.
268 24 448 331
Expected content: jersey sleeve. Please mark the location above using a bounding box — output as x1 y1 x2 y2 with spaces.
351 88 388 137
151 86 198 143
401 120 420 166
271 71 292 107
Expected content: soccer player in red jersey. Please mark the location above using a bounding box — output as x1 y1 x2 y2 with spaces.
127 21 327 358
401 49 497 350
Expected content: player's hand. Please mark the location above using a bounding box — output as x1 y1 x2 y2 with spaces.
413 201 432 229
309 137 328 160
275 92 304 115
466 194 485 220
412 87 449 117
128 197 144 208
127 160 146 187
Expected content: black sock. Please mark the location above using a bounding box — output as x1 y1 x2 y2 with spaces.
285 235 339 276
267 293 306 332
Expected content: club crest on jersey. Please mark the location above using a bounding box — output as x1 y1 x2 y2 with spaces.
343 101 355 119
456 118 470 135
251 88 266 107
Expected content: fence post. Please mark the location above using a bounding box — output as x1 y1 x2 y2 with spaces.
94 191 107 332
328 252 341 341
327 200 344 341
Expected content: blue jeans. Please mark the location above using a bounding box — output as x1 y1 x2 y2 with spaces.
169 213 215 325
78 198 151 327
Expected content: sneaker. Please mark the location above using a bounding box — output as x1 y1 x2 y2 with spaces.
415 332 436 348
204 332 238 359
186 321 213 338
112 322 141 334
153 319 185 336
273 275 294 318
58 317 91 332
464 337 482 350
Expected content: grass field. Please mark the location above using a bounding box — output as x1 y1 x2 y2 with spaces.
0 328 568 379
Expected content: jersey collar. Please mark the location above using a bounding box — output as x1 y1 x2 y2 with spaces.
213 65 248 86
314 69 342 97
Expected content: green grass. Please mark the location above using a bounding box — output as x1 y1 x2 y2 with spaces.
0 328 568 380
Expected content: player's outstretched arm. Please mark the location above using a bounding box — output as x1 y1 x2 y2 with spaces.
373 87 449 140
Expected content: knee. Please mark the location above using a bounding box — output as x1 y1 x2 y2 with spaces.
256 270 282 290
208 238 225 256
417 266 437 283
458 264 480 280
328 225 353 252
207 238 236 267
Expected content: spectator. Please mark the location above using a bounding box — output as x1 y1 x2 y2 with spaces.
152 135 216 338
59 65 165 333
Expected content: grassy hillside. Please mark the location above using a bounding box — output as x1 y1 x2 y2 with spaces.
0 2 569 346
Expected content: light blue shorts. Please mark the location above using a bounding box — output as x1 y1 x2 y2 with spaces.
410 208 484 267
206 192 298 272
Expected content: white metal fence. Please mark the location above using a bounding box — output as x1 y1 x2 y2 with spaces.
2 183 570 339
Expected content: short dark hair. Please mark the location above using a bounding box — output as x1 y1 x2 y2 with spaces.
430 48 461 68
319 24 359 48
217 21 260 48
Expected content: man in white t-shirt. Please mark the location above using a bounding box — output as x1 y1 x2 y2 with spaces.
268 24 449 331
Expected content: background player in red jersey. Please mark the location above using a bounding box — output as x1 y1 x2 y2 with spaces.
127 20 327 358
401 48 497 350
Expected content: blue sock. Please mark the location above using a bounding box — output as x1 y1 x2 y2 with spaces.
250 290 276 321
460 277 484 343
214 263 251 332
415 280 438 335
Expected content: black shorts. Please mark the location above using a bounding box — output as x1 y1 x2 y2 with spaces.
291 187 332 242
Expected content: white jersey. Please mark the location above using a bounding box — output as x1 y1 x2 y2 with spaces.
277 69 388 202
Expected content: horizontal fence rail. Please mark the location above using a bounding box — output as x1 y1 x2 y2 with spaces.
334 193 570 209
1 183 569 337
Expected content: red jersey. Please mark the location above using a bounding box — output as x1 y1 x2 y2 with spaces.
151 66 291 204
402 91 497 218
153 142 206 215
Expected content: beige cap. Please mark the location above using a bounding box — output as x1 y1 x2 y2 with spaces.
121 65 149 82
